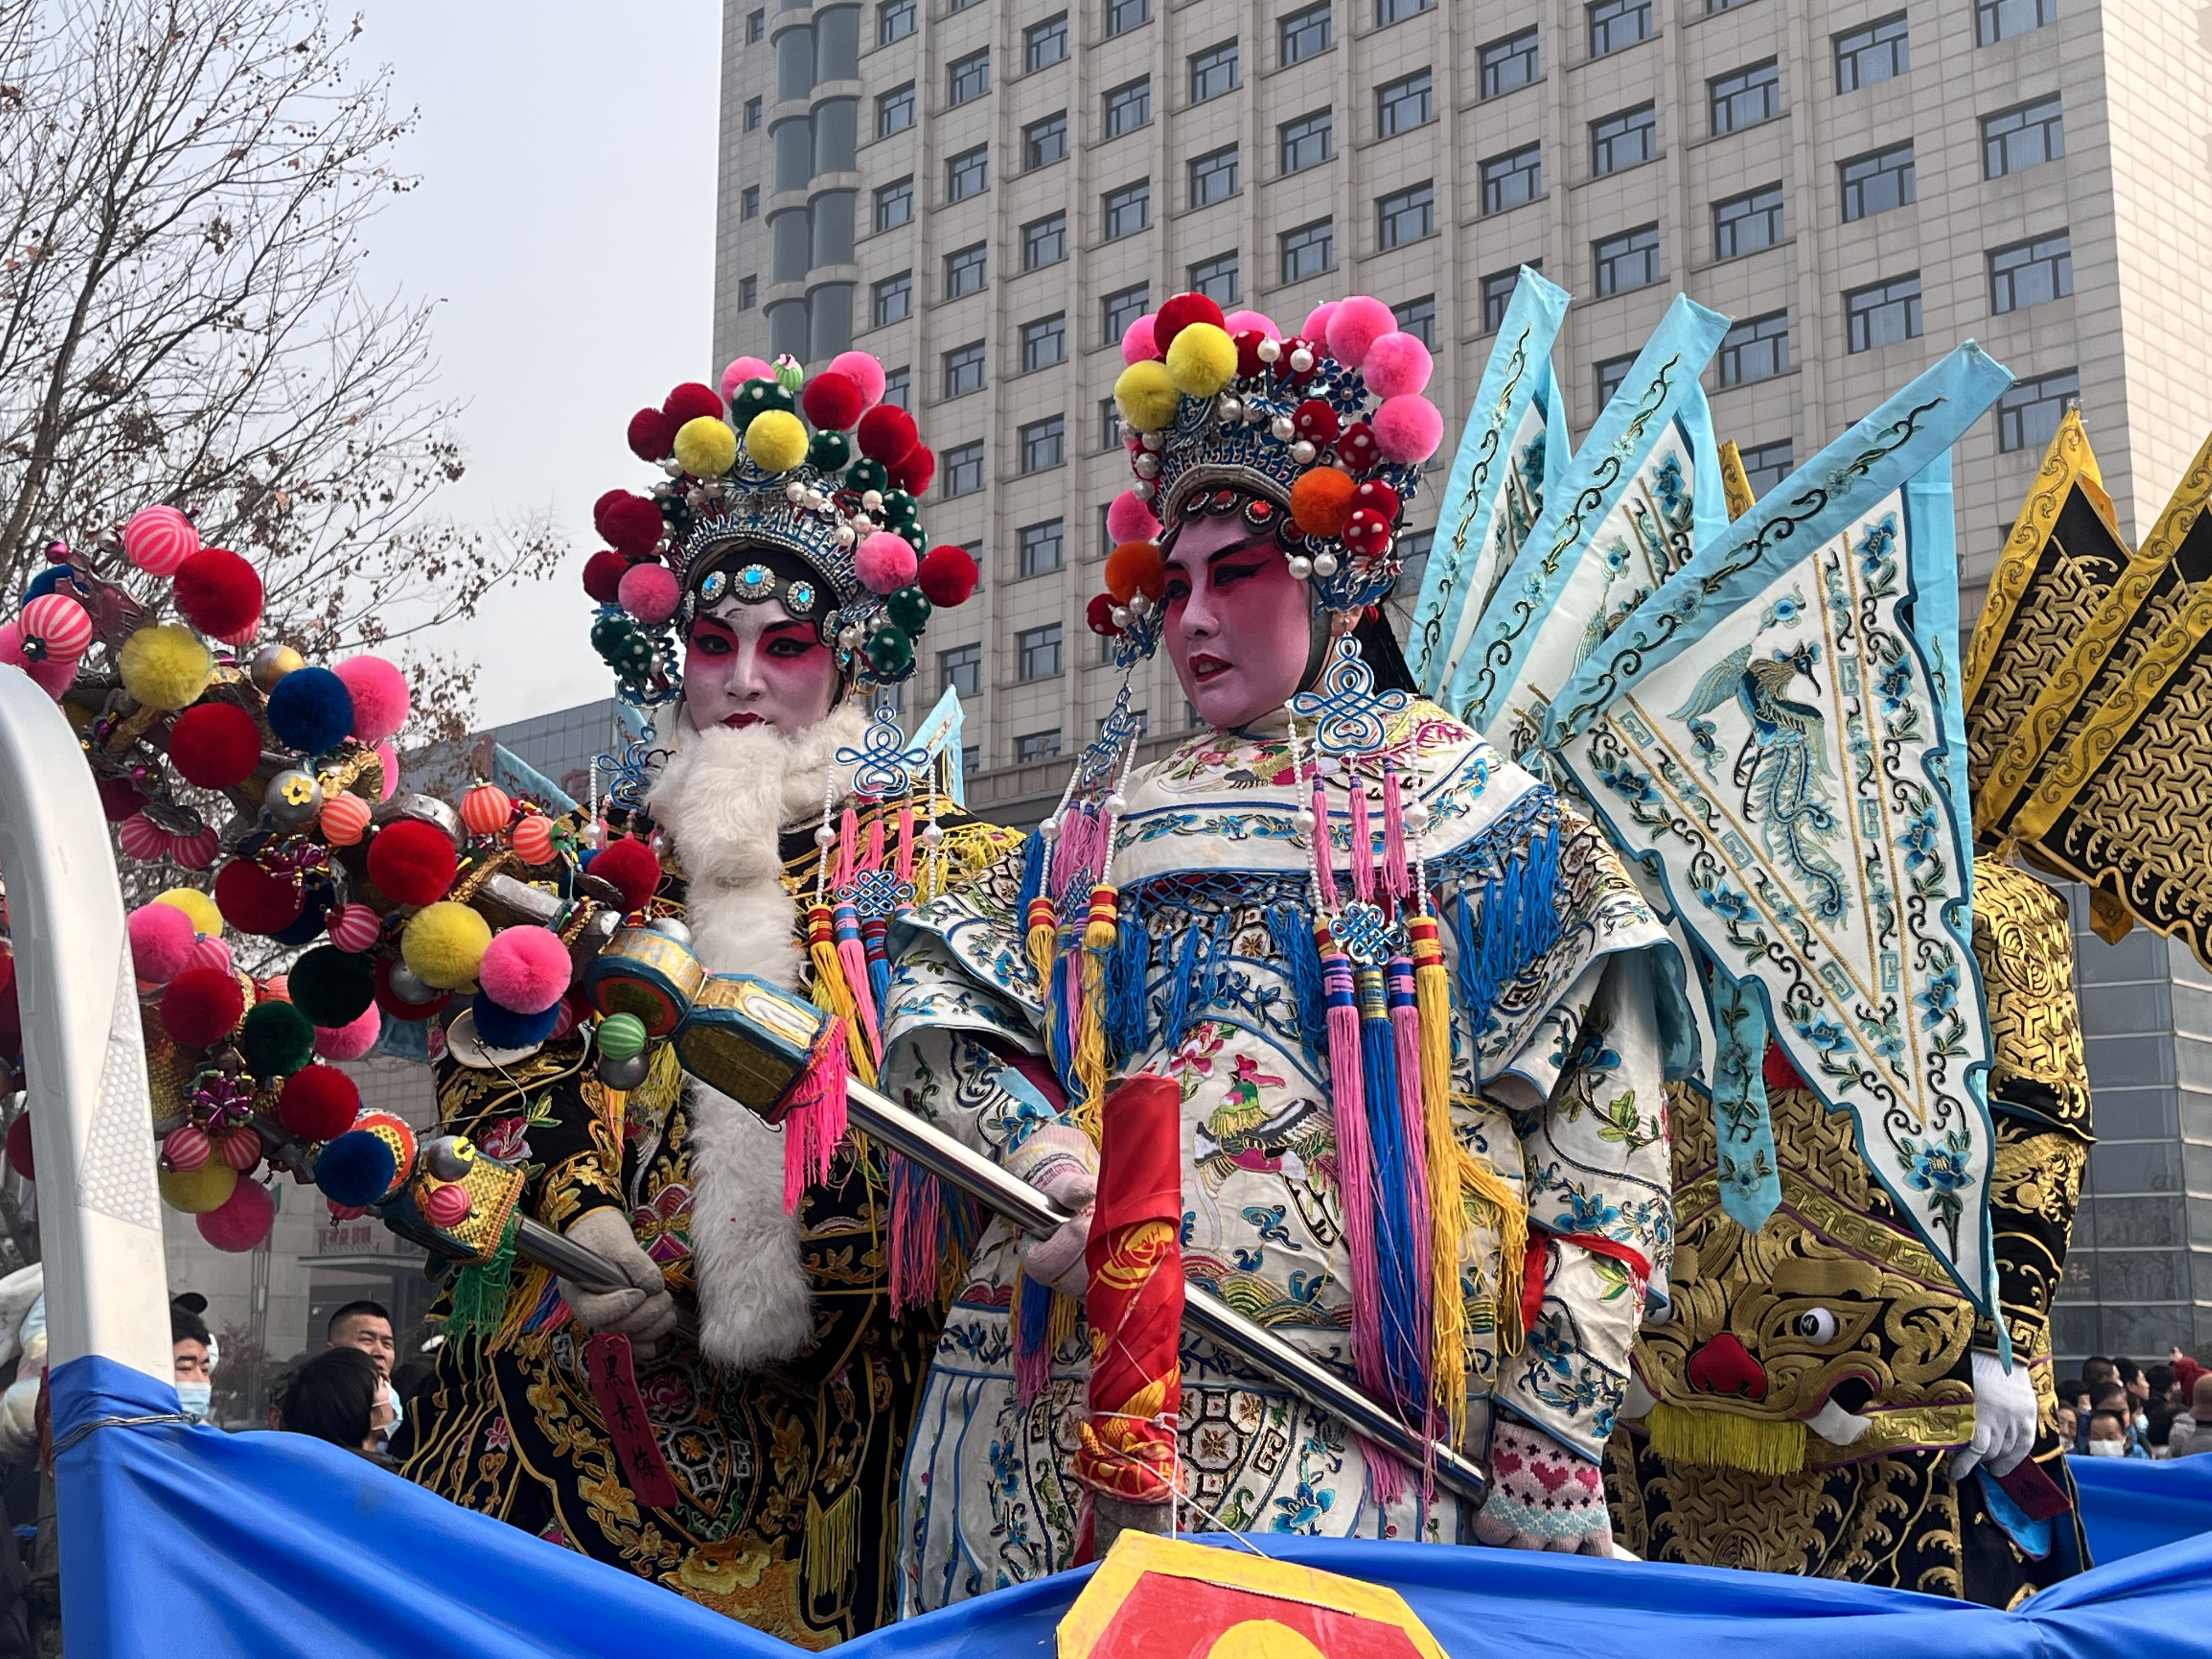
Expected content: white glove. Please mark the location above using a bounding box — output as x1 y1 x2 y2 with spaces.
1952 1349 2038 1480
558 1206 678 1346
1007 1125 1098 1299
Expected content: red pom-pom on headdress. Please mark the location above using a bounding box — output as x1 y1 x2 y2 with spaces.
365 817 458 908
916 545 979 607
663 382 724 424
582 549 628 604
1086 594 1124 636
161 966 246 1048
801 371 864 433
1153 292 1227 355
278 1063 360 1141
888 445 936 496
627 407 679 462
856 404 918 465
168 702 263 791
213 859 305 936
172 548 264 639
597 493 663 557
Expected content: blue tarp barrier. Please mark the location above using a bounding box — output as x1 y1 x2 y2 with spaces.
53 1355 2212 1659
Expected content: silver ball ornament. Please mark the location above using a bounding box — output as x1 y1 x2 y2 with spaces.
1271 415 1296 442
1290 347 1315 373
387 961 434 1003
1256 338 1282 364
265 767 323 826
1287 555 1313 580
1127 593 1152 618
1311 551 1339 578
1290 440 1317 465
647 916 693 946
597 1052 651 1090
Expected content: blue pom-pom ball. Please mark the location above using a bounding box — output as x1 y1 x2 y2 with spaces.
471 992 560 1051
22 566 69 604
266 665 356 755
314 1130 396 1207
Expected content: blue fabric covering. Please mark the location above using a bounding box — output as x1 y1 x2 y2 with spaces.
52 1355 2212 1659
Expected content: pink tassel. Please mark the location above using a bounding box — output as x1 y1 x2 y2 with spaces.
1322 943 1384 1392
781 1023 851 1213
832 901 881 1053
836 806 860 889
1381 766 1410 902
864 811 885 873
1349 778 1376 902
1312 782 1339 909
895 804 916 883
1365 1444 1410 1508
1388 964 1434 1420
887 1154 941 1317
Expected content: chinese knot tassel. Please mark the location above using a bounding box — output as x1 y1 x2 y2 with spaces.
1386 957 1436 1432
1319 930 1384 1394
1359 962 1427 1421
781 1021 851 1213
807 904 877 1087
1409 915 1469 1441
1071 884 1116 1146
1025 895 1058 996
831 900 881 1059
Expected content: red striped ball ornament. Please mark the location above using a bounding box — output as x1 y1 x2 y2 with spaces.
172 826 221 871
19 594 92 664
319 792 372 847
190 936 233 974
212 1127 262 1171
512 814 556 865
162 1125 212 1172
420 1182 472 1228
326 903 380 953
123 505 199 577
460 783 512 838
117 813 174 861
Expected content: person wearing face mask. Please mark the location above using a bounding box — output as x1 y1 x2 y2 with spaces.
878 293 1679 1609
171 1302 215 1427
2084 1408 2147 1459
395 352 1016 1644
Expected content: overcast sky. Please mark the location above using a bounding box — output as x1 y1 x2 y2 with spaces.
351 3 721 731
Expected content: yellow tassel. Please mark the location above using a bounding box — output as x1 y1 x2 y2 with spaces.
1646 1402 1807 1476
1025 895 1058 997
1071 885 1116 1146
807 904 877 1088
1048 1284 1081 1356
804 1483 860 1601
1409 917 1468 1443
1455 1117 1528 1358
490 1260 551 1351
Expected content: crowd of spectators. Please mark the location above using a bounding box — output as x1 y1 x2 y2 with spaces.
2056 1350 2212 1459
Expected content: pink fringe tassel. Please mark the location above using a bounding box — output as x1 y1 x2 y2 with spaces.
1312 782 1339 909
895 804 915 884
833 909 882 1052
781 1024 851 1213
1388 977 1434 1416
1323 950 1385 1393
1349 778 1376 902
888 1154 941 1317
864 812 885 873
1381 766 1410 902
836 807 859 889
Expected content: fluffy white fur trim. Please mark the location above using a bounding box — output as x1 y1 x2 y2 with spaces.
645 701 869 1369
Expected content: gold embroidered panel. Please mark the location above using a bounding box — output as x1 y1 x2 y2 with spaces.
1969 856 2091 1134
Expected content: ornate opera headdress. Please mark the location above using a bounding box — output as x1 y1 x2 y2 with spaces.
582 351 978 714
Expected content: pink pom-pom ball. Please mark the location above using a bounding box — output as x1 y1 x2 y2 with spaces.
190 935 233 975
128 903 199 985
618 561 681 627
198 1176 274 1252
326 902 381 953
826 350 889 410
1325 297 1397 370
1373 394 1445 465
720 356 774 399
122 505 199 576
1120 315 1161 366
478 926 572 1016
0 622 21 669
20 594 92 664
1363 331 1434 398
172 827 221 871
1302 302 1341 354
1106 491 1161 544
1223 309 1280 342
315 1002 383 1061
332 656 411 745
23 656 72 699
117 813 175 862
373 740 399 802
855 531 918 596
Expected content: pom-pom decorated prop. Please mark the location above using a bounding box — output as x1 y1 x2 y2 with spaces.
118 625 212 710
238 999 315 1077
287 944 376 1028
160 967 246 1048
171 548 263 639
313 1003 383 1062
197 1176 274 1252
213 859 304 936
331 656 411 744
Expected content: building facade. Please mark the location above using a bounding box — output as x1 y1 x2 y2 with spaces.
710 0 2212 1359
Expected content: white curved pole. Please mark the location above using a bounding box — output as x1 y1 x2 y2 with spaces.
0 669 170 1383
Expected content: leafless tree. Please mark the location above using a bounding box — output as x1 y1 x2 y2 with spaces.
0 0 561 740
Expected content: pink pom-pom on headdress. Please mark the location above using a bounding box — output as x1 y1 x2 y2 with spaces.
1302 302 1341 354
1106 490 1161 544
856 532 918 596
1372 394 1444 465
618 561 680 627
1363 331 1434 398
128 902 198 986
332 656 412 745
720 356 773 399
373 740 399 802
478 926 573 1016
1120 314 1161 365
1325 297 1396 369
827 351 889 410
314 1002 383 1062
1224 309 1281 341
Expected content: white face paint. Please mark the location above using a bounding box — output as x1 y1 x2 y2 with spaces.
681 594 843 735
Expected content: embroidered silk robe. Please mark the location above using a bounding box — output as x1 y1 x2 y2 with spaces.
879 701 1680 1612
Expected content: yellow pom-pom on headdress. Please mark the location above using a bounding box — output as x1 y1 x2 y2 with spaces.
159 1163 237 1215
154 887 223 938
118 625 213 711
1114 360 1181 433
402 900 493 991
743 408 809 473
1165 321 1238 398
673 415 738 479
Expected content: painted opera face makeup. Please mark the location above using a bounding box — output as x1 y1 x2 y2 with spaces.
681 594 842 734
1161 510 1316 731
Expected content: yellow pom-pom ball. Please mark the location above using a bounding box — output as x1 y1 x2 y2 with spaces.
1165 322 1239 398
672 415 738 478
160 1163 238 1215
744 408 810 473
154 887 223 938
1114 360 1182 433
118 625 213 712
402 900 493 991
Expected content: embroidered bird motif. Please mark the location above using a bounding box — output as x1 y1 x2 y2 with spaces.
1670 641 1848 923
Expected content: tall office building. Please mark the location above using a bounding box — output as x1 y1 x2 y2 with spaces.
710 0 2212 1360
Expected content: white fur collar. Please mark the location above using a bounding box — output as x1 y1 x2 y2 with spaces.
641 700 869 1370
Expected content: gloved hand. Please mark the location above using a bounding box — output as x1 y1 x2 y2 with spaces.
1007 1125 1098 1299
1952 1348 2038 1480
1473 1417 1615 1555
559 1206 678 1346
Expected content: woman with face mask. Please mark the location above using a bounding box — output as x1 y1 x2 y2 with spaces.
395 352 1015 1644
877 294 1680 1608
